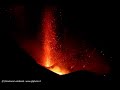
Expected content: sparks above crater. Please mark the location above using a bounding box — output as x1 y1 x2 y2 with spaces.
41 7 68 75
14 5 110 75
37 6 110 75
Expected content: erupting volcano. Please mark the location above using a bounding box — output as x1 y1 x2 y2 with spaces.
13 5 110 76
42 7 56 67
39 6 110 75
41 7 69 75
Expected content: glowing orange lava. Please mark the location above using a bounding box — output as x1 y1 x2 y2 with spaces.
12 5 110 76
49 66 63 75
42 7 68 75
47 65 69 75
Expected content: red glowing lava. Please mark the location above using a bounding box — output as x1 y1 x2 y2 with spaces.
42 7 56 67
40 6 110 75
41 7 69 75
11 5 110 75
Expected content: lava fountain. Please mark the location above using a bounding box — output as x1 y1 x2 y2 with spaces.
12 5 110 76
41 7 69 75
39 6 110 75
42 7 56 67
